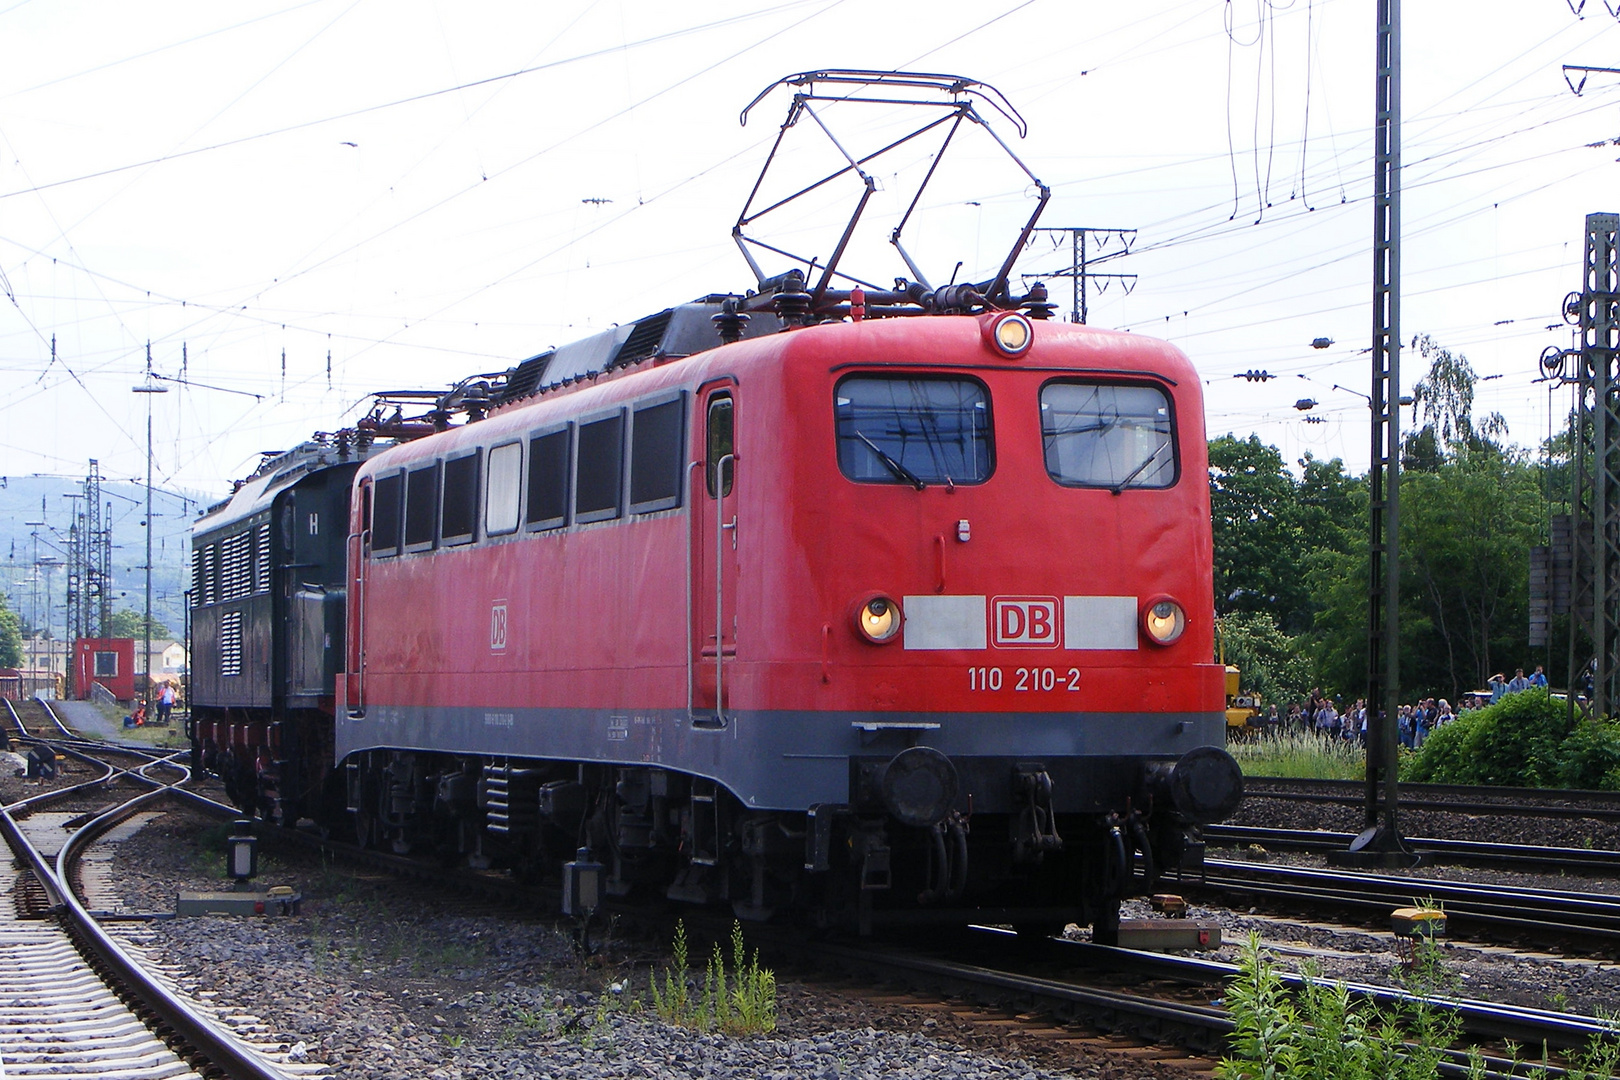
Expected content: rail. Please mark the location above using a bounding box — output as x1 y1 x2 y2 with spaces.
0 738 295 1080
1207 823 1620 875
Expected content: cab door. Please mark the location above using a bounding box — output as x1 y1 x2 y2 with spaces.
343 479 370 716
690 383 738 722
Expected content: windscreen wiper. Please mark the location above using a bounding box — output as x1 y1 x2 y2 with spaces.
856 431 926 490
1111 441 1168 495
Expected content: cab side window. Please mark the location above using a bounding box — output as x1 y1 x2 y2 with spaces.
526 426 571 531
706 395 734 498
575 412 624 523
372 472 403 556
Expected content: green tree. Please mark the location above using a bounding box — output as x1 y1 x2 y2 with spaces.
0 594 22 668
1301 540 1369 700
1209 435 1314 633
105 608 170 640
1400 447 1541 699
1217 611 1314 707
1403 332 1514 480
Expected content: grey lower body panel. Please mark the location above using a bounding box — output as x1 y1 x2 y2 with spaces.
336 704 1226 813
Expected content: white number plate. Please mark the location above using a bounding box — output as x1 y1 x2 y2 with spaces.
967 667 1081 692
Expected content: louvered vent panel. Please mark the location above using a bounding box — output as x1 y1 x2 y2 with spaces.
192 549 203 608
220 610 243 677
255 524 272 593
614 311 672 366
222 535 238 601
203 545 219 606
222 533 251 601
498 352 554 404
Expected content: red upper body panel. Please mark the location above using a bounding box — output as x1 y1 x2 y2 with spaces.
347 315 1221 717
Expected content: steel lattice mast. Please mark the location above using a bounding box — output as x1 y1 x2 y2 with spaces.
1575 214 1620 718
1340 0 1414 865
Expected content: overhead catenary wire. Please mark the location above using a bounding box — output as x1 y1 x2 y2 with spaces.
0 2 1614 489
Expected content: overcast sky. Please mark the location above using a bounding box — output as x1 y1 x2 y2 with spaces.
3 0 1619 502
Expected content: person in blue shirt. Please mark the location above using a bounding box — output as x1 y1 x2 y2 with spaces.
1528 665 1548 689
1506 668 1531 695
1489 673 1507 703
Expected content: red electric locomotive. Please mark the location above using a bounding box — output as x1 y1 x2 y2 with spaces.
194 71 1241 938
337 297 1237 937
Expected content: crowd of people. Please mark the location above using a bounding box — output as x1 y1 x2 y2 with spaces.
1254 663 1550 750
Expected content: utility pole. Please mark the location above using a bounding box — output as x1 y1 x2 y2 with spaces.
85 460 110 638
63 492 83 698
1550 45 1620 717
1335 0 1416 868
1574 214 1620 718
134 344 168 715
28 529 39 687
1030 227 1137 324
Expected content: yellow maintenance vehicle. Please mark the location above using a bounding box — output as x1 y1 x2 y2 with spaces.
1224 665 1262 734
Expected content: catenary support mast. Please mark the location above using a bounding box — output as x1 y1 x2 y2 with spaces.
1577 214 1620 718
1337 0 1415 866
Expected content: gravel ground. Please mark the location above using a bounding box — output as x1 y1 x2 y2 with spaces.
12 763 1620 1077
1206 791 1620 1017
60 802 1190 1080
1229 786 1620 851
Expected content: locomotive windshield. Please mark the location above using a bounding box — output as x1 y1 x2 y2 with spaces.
1040 381 1175 490
834 375 992 487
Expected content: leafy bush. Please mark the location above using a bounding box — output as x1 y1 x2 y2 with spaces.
1398 710 1473 784
1556 720 1620 790
1404 689 1620 789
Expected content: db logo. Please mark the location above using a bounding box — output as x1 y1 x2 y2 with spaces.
991 596 1060 649
490 601 508 652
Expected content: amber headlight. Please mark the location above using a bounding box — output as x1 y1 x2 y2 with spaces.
983 312 1033 358
855 595 902 644
1143 598 1186 645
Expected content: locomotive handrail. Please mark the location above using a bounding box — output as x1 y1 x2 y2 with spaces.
685 459 701 721
346 525 369 716
713 452 736 728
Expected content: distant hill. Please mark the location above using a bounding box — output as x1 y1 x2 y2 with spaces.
0 473 208 641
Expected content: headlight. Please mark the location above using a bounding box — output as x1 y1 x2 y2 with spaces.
1143 598 1186 645
855 595 902 644
983 312 1033 358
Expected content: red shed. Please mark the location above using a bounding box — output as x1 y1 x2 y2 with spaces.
74 638 135 702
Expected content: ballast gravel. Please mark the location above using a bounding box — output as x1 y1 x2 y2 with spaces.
20 761 1620 1079
74 803 1178 1080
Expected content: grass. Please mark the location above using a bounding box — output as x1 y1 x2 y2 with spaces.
116 722 189 751
1228 729 1367 780
83 699 188 750
649 920 776 1035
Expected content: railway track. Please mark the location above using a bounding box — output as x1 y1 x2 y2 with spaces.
237 813 1620 1079
0 701 313 1080
1208 823 1620 876
1189 856 1620 956
13 703 1617 1077
762 924 1620 1079
1242 776 1620 822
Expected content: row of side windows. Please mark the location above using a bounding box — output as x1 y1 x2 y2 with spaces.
370 392 687 557
191 522 272 608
